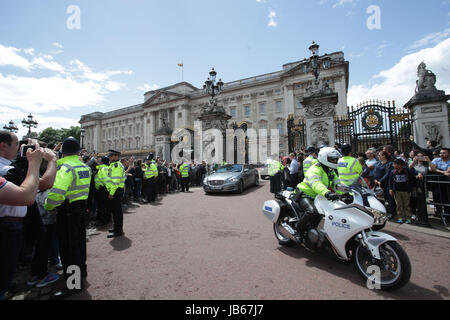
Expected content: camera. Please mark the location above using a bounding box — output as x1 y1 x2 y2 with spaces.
21 145 36 157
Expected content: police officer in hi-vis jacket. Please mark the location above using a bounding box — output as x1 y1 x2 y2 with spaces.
45 137 91 299
105 150 126 238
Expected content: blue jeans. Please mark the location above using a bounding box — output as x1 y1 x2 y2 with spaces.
0 221 24 297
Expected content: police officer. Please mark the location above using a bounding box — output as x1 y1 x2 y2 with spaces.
292 147 342 239
179 161 190 192
105 150 125 238
337 144 363 186
303 146 319 175
142 155 152 203
44 137 91 299
148 157 158 201
94 156 110 226
268 155 283 195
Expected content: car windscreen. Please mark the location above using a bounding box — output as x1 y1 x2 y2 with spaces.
216 164 243 173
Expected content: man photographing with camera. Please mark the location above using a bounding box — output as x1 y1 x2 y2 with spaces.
0 131 56 300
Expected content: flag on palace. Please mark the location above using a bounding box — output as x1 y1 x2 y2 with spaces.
178 63 183 67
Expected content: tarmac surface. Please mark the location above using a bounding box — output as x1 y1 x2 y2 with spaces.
6 180 450 300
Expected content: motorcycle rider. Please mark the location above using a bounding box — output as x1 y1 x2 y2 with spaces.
292 147 342 238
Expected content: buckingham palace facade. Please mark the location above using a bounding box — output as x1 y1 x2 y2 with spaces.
79 51 349 159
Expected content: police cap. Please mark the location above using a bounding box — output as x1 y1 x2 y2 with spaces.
61 137 81 154
306 146 317 154
107 149 121 157
341 144 352 155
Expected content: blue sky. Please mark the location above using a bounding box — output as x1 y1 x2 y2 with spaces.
0 0 449 138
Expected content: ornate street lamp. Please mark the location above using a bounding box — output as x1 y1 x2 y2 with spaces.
203 68 224 99
3 120 18 133
304 41 331 80
80 128 86 149
22 113 38 136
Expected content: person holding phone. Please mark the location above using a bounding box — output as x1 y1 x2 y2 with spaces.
0 131 44 300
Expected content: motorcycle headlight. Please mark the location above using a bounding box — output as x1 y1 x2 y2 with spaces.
367 208 388 225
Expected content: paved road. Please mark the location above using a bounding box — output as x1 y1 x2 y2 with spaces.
77 181 449 300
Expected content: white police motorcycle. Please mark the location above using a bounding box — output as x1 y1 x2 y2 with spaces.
262 184 411 291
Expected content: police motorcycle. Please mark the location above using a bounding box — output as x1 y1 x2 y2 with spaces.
262 183 412 290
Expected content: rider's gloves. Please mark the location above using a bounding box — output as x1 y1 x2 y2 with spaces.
325 192 340 201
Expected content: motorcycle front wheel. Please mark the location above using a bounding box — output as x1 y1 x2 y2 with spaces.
354 241 411 291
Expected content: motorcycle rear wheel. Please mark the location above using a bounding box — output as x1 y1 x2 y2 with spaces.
354 241 411 291
273 221 295 247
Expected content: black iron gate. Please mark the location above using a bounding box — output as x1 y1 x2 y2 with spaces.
287 100 412 154
335 100 412 153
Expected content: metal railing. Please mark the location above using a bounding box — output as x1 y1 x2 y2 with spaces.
422 174 450 227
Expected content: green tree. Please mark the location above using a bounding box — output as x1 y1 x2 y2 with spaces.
38 126 80 148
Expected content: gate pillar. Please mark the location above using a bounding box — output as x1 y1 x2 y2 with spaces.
300 79 339 148
404 62 450 148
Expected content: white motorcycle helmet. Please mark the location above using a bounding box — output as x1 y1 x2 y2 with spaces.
317 147 342 170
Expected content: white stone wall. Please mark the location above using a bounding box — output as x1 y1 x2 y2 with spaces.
80 54 348 157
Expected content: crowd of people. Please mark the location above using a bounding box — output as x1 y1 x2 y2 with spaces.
269 140 450 226
0 130 220 300
1 127 449 300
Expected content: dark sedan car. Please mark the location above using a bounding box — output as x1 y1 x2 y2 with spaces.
203 164 260 194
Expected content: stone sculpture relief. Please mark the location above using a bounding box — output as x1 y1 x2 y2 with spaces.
423 122 443 144
310 121 330 147
415 62 437 93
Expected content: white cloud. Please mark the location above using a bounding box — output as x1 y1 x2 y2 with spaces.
137 83 160 92
348 37 450 107
268 10 277 27
332 0 359 8
408 28 450 50
51 42 64 55
0 45 33 71
0 43 133 138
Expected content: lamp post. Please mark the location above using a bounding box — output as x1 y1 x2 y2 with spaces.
80 128 86 149
304 41 331 80
22 113 38 137
203 68 224 100
3 120 18 133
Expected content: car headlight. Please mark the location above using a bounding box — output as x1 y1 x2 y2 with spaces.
203 178 208 184
225 177 239 183
367 208 388 225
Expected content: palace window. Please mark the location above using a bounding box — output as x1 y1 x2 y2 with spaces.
277 123 283 135
275 101 282 113
230 107 236 119
244 105 250 117
259 103 266 115
296 99 303 109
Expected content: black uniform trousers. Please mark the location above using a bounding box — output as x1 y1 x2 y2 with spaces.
295 194 321 235
181 177 190 192
270 173 282 194
110 188 124 233
142 178 149 201
147 177 157 202
56 200 87 290
96 186 111 224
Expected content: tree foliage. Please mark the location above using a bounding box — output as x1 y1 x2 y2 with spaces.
38 126 80 148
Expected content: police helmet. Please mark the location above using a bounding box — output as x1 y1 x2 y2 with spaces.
61 137 81 154
341 144 352 155
317 147 342 170
306 146 317 154
101 156 110 165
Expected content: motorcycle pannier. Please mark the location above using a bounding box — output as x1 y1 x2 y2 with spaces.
262 200 281 223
